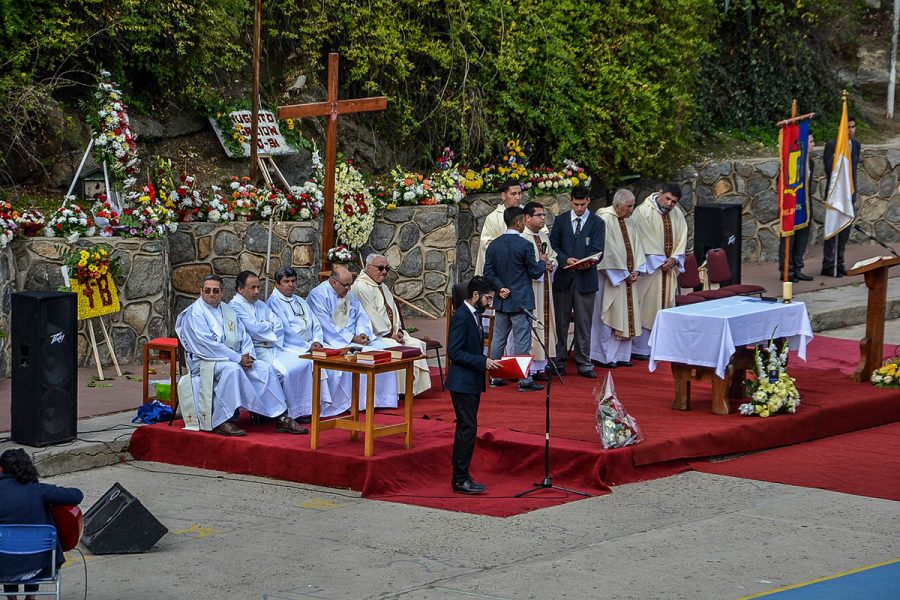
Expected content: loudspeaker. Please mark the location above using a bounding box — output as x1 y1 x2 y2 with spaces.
11 291 78 447
694 204 743 284
82 483 168 554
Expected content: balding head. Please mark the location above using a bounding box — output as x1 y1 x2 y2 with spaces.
329 266 354 298
612 189 636 218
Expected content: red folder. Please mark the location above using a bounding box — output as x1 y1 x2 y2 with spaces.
492 355 534 379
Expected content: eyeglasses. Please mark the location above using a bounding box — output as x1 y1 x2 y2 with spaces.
331 278 352 290
531 213 546 218
203 288 222 294
373 265 391 272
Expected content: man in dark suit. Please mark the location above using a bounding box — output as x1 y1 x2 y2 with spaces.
822 116 861 277
484 206 548 391
446 276 500 495
549 185 605 378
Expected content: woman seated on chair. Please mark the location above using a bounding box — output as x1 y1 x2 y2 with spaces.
0 448 83 600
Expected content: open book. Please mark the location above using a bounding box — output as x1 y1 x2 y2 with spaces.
563 252 603 270
491 355 534 380
850 256 895 271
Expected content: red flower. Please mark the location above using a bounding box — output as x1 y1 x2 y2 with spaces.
343 205 354 217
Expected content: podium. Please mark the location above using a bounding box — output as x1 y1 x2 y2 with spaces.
846 256 900 383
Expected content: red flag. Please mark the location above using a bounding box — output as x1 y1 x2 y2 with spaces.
778 123 801 236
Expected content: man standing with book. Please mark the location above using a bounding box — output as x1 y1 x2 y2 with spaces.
351 253 432 396
446 276 500 495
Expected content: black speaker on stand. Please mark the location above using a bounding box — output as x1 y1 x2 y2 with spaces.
694 204 743 284
82 483 168 554
11 291 78 447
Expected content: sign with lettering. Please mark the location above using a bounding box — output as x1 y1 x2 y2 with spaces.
209 110 298 157
70 273 121 319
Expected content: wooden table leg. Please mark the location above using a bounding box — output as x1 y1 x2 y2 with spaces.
364 374 376 457
404 364 414 449
350 373 360 442
711 364 733 415
671 363 691 410
310 363 321 450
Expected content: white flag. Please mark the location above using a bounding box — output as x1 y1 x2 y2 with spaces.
823 97 855 240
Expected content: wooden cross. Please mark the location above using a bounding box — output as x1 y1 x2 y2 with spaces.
277 53 388 274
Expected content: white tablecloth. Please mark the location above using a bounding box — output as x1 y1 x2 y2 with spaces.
648 296 814 378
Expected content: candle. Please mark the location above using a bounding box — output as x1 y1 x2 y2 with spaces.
782 281 793 302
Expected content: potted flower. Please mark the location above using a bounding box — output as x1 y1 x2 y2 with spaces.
326 244 355 265
871 358 900 388
738 337 800 417
15 208 45 237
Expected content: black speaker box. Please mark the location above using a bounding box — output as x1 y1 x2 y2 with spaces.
11 291 78 447
82 483 168 554
694 204 743 284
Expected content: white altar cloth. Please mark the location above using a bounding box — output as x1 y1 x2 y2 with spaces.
648 296 814 378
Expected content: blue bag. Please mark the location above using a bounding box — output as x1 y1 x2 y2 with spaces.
133 400 174 424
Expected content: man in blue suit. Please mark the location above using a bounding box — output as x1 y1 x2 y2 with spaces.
446 276 500 495
484 206 549 391
549 185 605 378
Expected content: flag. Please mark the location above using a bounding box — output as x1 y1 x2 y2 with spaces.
823 97 855 240
777 120 810 236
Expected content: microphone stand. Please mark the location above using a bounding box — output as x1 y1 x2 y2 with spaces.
514 309 590 498
855 225 900 258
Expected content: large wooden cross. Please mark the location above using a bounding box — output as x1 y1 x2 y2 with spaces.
277 53 387 274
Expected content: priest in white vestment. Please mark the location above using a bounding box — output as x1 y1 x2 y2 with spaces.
306 266 399 408
474 180 524 275
520 201 557 378
230 270 322 420
351 254 432 396
590 190 649 367
631 183 688 358
266 267 353 417
175 273 307 436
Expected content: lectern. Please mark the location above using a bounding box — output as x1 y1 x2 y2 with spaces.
846 256 900 383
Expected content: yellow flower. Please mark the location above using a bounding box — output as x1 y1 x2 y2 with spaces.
238 136 245 144
232 132 239 140
570 177 580 186
287 119 294 130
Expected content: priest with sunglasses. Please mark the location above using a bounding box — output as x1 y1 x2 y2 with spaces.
351 253 432 396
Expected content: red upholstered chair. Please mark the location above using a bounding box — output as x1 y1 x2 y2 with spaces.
675 293 707 306
706 248 766 297
678 253 735 300
142 337 181 408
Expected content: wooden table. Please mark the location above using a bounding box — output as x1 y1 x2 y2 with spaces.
304 354 418 456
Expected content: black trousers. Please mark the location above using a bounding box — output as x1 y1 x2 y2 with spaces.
822 225 851 274
450 391 481 484
777 227 811 277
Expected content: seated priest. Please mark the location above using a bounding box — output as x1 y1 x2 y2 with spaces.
175 273 307 436
306 265 399 408
229 270 319 425
350 253 431 396
266 266 352 417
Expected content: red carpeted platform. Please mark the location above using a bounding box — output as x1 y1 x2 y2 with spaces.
130 336 900 517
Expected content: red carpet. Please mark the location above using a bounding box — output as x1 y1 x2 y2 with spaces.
690 422 900 501
130 335 900 516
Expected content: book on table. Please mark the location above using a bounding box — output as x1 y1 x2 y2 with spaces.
355 350 392 364
311 347 347 358
387 345 422 359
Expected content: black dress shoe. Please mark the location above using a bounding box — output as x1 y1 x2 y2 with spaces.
518 381 544 392
490 378 508 387
579 370 598 379
532 371 549 382
631 354 651 361
452 479 487 494
820 269 843 278
794 272 814 281
212 422 246 437
616 361 633 367
596 362 618 369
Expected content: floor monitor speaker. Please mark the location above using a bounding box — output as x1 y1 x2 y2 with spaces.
81 482 168 554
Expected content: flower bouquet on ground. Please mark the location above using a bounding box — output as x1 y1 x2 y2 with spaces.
739 337 800 417
15 208 45 237
326 244 355 265
595 372 643 449
286 181 324 221
45 197 96 242
0 201 17 248
59 244 121 286
870 357 900 388
92 196 120 236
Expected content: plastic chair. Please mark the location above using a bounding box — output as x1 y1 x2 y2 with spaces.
0 525 61 599
706 248 766 297
678 254 735 300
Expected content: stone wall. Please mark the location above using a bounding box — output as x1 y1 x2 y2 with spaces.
168 220 320 319
366 205 459 318
0 246 15 378
10 237 171 367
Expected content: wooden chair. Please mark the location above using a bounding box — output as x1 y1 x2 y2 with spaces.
142 337 181 409
397 302 444 389
706 248 766 297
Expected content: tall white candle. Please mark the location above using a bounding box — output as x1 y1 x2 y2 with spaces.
782 281 793 302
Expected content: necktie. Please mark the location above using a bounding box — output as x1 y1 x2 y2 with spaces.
574 217 582 237
379 285 396 330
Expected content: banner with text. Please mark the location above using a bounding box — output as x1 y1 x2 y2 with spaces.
210 109 298 157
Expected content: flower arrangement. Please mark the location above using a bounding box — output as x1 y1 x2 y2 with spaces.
326 244 355 264
461 168 484 193
45 197 96 242
368 179 391 210
429 167 466 205
739 338 800 417
60 244 120 285
478 138 532 191
0 201 17 248
14 208 44 237
200 188 234 223
89 71 139 190
119 184 177 238
92 196 120 236
870 357 900 388
390 168 432 206
286 181 324 221
214 111 246 157
594 373 643 449
229 176 259 219
255 186 290 220
331 160 375 250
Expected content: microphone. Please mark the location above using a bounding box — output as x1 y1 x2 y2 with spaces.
854 224 900 258
540 242 547 254
520 306 540 321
